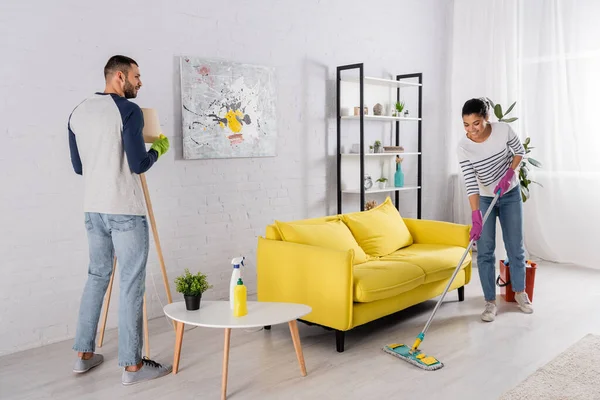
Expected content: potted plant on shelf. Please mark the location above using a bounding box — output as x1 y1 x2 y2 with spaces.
376 177 388 189
373 140 382 153
175 268 213 311
392 101 405 117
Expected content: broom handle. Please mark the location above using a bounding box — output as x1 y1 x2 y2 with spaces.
415 190 500 347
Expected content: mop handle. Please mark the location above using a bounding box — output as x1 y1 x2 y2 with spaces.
411 190 501 351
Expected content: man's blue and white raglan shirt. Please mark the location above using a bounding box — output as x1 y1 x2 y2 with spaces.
457 122 525 198
68 93 158 216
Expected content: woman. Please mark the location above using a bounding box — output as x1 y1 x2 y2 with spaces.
457 98 533 322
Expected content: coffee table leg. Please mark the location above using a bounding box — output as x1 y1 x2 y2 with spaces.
222 328 232 400
173 321 185 374
288 320 307 376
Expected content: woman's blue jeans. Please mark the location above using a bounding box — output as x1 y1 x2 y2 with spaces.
477 186 526 302
72 213 149 367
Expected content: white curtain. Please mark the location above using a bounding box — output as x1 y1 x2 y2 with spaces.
449 0 600 269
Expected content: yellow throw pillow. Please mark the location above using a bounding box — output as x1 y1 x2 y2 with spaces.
340 197 413 257
275 219 369 264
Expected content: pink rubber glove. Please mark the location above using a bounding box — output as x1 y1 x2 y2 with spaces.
494 168 515 196
470 210 483 241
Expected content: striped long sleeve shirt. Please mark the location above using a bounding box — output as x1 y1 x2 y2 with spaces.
457 122 525 197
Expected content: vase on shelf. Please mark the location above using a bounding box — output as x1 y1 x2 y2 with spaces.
394 157 405 188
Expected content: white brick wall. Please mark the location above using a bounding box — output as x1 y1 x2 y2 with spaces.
0 0 454 355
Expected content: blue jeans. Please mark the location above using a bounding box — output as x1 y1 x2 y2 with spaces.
477 186 526 301
72 213 149 367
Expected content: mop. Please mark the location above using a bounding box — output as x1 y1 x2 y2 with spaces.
383 191 501 371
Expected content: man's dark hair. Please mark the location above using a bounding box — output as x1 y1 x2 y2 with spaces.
462 98 490 119
104 55 138 79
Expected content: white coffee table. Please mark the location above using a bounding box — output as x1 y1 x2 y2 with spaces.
163 300 312 400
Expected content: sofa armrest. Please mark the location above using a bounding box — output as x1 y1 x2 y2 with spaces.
257 237 354 331
403 218 470 248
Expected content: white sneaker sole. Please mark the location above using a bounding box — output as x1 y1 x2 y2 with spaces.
73 363 102 373
73 356 103 373
122 370 172 385
518 305 534 314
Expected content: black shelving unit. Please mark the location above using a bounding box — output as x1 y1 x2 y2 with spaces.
336 63 423 217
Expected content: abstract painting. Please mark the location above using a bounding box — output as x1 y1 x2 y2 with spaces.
180 56 278 159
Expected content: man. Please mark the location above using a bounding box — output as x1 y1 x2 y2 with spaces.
68 55 171 385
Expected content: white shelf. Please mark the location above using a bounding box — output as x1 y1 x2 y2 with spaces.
342 186 421 194
342 152 421 157
341 76 422 88
341 115 421 122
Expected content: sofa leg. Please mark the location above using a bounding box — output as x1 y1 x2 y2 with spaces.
458 286 465 302
264 325 271 330
336 331 345 353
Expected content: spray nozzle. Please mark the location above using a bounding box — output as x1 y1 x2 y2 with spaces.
231 256 245 268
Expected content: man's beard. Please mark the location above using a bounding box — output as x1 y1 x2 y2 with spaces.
123 79 137 99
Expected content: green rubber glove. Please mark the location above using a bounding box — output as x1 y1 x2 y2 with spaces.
151 134 170 158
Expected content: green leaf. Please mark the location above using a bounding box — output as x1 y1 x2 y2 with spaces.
524 137 531 146
528 158 542 168
500 117 518 123
486 97 496 109
505 101 516 115
174 268 213 296
530 180 544 187
494 104 503 119
521 186 530 202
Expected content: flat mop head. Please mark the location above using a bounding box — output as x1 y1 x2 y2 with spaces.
383 343 444 371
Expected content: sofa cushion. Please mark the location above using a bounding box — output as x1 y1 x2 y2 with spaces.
275 219 369 264
380 244 471 284
267 215 340 240
353 260 425 302
341 197 413 257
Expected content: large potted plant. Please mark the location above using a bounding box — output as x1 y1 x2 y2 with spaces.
175 269 213 311
486 98 542 202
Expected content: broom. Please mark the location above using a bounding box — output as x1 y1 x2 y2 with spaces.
383 190 501 371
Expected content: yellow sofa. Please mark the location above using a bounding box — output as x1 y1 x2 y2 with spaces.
257 197 472 352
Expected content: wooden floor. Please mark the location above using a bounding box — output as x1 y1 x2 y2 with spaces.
2 260 600 400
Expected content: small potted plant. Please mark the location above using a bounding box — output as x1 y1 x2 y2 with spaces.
392 101 405 117
373 140 382 153
369 145 374 153
175 268 213 311
376 177 388 189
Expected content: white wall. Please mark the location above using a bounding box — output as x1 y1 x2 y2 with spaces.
0 0 453 355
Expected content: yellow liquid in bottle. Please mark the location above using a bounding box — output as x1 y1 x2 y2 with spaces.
233 280 247 317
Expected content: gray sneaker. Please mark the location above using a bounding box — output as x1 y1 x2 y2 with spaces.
73 353 104 373
122 358 172 386
481 302 497 322
515 292 534 314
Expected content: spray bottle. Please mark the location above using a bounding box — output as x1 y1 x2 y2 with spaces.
230 256 245 309
233 278 248 317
